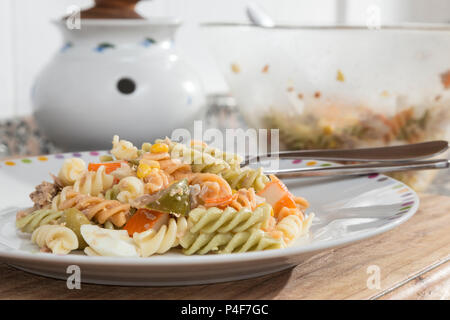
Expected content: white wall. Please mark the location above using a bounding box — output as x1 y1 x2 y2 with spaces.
0 0 449 119
344 0 450 25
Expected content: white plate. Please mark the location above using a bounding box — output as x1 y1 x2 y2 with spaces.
0 152 419 286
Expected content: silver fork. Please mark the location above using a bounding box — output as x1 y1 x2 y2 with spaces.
242 140 450 178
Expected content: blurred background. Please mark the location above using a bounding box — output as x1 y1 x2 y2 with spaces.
1 0 450 119
0 0 449 193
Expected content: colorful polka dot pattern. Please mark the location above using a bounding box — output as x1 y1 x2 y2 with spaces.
2 151 106 167
291 158 417 216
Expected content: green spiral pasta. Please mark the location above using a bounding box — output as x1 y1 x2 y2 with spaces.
104 184 120 200
141 142 152 153
168 142 230 174
16 209 64 233
190 144 243 169
221 167 269 192
156 139 236 174
155 139 268 191
180 229 285 255
187 203 272 234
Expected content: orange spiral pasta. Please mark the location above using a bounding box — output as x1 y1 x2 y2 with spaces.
229 188 257 211
58 190 130 227
143 152 191 176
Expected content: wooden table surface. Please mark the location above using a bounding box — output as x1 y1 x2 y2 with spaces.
0 193 449 300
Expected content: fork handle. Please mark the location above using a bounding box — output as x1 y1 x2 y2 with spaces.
243 140 448 166
264 159 450 178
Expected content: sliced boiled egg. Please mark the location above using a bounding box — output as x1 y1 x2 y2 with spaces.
80 224 139 257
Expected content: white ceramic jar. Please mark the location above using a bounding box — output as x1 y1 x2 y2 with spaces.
33 18 205 151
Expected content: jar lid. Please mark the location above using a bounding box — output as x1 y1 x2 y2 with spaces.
69 0 145 20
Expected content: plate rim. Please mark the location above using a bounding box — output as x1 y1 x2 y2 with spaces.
0 150 420 266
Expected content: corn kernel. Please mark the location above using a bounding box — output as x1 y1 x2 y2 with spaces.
323 125 333 135
151 143 169 154
137 163 152 179
336 69 345 82
190 140 207 148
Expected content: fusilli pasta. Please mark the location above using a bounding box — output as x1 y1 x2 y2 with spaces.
180 228 285 255
104 184 120 200
16 208 64 233
31 224 78 254
157 139 231 174
51 186 73 210
187 203 272 234
72 165 114 196
116 176 145 203
59 190 130 227
190 141 243 169
58 158 86 186
111 135 138 160
17 135 315 258
133 216 188 257
221 167 269 192
275 212 315 244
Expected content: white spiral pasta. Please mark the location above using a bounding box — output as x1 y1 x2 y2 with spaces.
51 186 73 210
58 158 86 186
133 217 188 257
72 165 114 196
116 176 144 203
275 212 315 244
111 135 138 160
187 203 272 234
180 228 285 255
31 225 78 255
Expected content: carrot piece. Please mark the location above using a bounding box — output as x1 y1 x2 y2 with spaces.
441 70 450 89
257 175 297 217
122 209 169 237
273 194 297 215
88 161 125 174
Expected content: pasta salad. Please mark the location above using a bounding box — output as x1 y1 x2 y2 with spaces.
16 136 314 257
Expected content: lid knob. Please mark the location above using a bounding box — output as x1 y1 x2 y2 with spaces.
79 0 144 19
